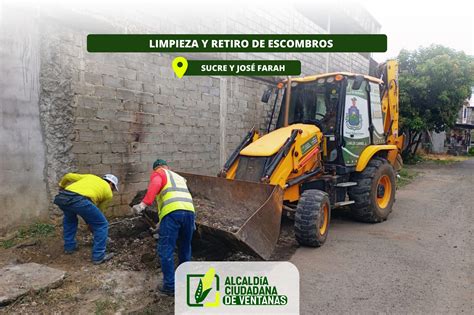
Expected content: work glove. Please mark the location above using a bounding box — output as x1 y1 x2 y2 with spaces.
131 202 146 215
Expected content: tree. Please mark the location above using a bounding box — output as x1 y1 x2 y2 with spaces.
398 45 474 158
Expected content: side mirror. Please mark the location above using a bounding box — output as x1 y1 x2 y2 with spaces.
261 88 273 103
352 75 365 90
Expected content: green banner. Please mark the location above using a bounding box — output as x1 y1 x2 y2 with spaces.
87 34 387 53
184 60 300 76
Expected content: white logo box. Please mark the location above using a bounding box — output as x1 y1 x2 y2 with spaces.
176 261 299 315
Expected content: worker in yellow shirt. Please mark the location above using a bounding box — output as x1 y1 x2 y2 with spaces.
53 173 118 264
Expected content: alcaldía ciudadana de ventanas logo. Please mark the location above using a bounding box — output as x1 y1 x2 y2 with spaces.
187 267 288 307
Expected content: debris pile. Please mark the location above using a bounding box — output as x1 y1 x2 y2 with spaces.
131 190 255 233
193 197 247 233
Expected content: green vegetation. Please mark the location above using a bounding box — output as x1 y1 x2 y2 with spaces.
19 222 55 238
423 153 470 164
403 154 424 165
0 222 55 249
0 239 15 249
428 159 457 165
404 153 470 165
468 147 474 156
138 306 156 315
398 45 474 159
397 168 418 188
95 299 119 315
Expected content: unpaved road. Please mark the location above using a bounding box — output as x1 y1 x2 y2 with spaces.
292 159 474 314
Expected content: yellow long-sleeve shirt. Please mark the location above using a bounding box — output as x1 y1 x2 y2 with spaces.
59 173 113 211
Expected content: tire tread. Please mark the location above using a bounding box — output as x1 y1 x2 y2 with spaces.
294 189 330 247
348 157 395 223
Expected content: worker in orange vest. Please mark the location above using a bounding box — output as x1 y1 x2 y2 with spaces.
132 159 195 296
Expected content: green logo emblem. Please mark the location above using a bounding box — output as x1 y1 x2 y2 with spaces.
345 97 363 130
187 267 220 307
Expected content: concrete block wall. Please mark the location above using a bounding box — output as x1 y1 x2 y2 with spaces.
328 53 369 74
71 53 226 214
1 3 373 231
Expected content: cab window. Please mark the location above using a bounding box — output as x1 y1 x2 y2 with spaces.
276 78 341 134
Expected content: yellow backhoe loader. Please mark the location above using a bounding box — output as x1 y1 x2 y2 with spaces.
177 60 404 259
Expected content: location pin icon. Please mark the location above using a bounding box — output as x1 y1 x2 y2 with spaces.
172 57 188 79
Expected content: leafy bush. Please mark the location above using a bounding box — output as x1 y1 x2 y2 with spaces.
403 154 424 165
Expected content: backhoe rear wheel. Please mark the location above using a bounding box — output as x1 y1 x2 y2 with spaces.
348 157 396 223
294 190 331 247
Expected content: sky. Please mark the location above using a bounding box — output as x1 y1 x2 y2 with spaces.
360 0 474 61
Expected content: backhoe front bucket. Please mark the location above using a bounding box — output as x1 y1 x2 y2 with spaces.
179 172 284 260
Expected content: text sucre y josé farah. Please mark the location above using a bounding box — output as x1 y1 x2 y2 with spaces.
149 39 334 49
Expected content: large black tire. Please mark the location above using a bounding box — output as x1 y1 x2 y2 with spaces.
348 157 396 223
294 190 331 247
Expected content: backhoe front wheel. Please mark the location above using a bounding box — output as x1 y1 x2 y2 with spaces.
294 190 331 247
348 157 396 223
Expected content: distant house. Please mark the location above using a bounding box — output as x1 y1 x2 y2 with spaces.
458 88 474 125
430 87 474 154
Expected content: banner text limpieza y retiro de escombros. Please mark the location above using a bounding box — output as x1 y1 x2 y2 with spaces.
149 39 334 49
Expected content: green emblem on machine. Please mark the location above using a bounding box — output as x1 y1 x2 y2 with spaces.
346 97 362 130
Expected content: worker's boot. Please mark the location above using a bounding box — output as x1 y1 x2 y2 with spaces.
157 285 174 297
92 253 115 265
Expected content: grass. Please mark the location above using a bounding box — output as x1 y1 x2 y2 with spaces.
404 153 470 165
397 168 418 188
421 153 470 164
0 222 56 249
137 306 157 315
95 299 119 315
0 239 15 249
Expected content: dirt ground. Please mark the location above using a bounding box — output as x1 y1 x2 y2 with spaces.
292 158 474 314
0 214 297 314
